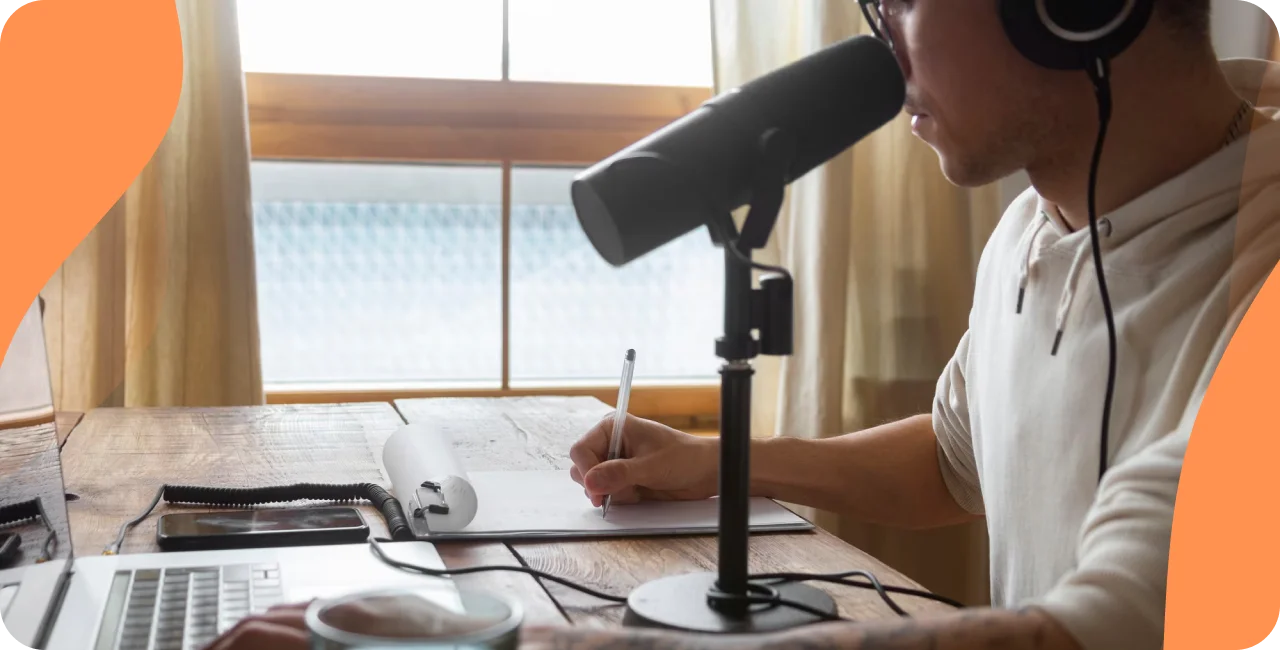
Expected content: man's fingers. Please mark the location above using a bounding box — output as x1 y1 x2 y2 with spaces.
252 606 309 632
605 487 642 505
206 620 309 650
568 421 611 472
583 459 624 494
570 465 584 487
583 459 648 496
585 486 637 507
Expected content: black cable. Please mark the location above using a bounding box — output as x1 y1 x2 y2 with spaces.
40 527 56 562
753 570 965 614
754 569 967 616
709 217 793 280
756 571 903 617
366 537 627 604
33 498 56 562
369 538 848 622
107 486 164 555
369 538 950 620
757 596 846 622
1085 58 1118 484
837 577 964 610
107 483 415 554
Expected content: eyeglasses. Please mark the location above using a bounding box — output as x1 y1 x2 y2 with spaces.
858 0 896 51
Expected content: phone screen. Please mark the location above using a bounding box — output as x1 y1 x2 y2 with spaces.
160 507 366 538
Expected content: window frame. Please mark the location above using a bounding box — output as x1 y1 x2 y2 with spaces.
245 72 719 424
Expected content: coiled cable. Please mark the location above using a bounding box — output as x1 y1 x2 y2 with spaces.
105 483 414 554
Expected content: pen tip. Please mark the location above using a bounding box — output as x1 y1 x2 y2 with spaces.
625 349 635 361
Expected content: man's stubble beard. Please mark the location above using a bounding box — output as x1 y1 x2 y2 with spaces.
937 112 1045 189
933 78 1061 190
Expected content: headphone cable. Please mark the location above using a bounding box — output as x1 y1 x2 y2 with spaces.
1085 58 1119 484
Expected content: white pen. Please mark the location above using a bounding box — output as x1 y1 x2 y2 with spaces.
603 349 636 519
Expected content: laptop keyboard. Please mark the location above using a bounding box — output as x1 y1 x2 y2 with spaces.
93 564 283 650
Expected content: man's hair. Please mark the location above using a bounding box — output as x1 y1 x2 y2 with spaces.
1159 0 1212 40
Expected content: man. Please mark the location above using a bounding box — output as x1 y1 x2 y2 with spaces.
543 1 1280 648
208 0 1280 648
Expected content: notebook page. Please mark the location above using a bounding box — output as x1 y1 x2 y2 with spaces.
458 470 809 537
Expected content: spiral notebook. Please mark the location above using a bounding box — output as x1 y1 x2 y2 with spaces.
381 424 814 541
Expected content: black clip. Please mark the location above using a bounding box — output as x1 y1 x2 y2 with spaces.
415 481 450 516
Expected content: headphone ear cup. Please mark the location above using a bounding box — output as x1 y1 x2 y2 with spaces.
1000 0 1156 71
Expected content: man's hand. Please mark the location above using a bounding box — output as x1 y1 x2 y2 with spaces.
202 593 496 649
205 603 309 650
569 414 718 506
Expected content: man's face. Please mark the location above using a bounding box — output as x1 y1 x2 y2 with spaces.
884 0 1068 187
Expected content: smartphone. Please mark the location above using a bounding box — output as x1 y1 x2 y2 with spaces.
156 507 370 552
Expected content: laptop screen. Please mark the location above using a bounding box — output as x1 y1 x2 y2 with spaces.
0 299 73 567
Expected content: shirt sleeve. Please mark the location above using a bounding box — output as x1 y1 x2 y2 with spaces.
932 329 985 515
1029 280 1262 650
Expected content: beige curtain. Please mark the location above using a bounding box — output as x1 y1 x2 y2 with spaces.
713 0 999 606
41 0 263 411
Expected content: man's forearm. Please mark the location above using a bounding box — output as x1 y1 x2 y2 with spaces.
748 414 976 529
521 607 1083 650
740 607 1081 650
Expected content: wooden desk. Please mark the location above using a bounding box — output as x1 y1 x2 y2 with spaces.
0 421 73 564
60 398 947 631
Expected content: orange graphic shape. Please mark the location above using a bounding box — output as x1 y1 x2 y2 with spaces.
1167 269 1280 649
0 0 182 352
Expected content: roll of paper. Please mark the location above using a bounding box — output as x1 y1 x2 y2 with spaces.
382 424 478 534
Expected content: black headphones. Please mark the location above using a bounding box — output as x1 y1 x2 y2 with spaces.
1000 0 1157 70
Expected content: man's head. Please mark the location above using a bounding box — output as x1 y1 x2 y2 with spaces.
884 0 1214 187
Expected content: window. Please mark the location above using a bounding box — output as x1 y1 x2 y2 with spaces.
509 166 722 384
252 161 503 386
239 1 721 425
237 1 504 80
507 0 713 87
236 0 712 87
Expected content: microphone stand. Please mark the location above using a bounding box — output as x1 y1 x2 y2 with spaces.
623 130 838 633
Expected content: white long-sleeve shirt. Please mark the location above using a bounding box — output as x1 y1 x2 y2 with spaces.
932 58 1280 650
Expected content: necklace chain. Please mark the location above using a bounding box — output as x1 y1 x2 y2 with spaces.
1222 99 1255 150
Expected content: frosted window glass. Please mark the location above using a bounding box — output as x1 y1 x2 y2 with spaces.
237 0 503 80
251 162 502 386
508 0 713 87
510 167 722 383
251 162 723 388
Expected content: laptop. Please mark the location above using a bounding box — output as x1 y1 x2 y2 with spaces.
0 299 459 649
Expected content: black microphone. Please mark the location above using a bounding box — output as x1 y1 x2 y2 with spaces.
571 35 906 267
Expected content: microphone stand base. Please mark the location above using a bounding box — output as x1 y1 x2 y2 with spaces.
622 572 837 634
